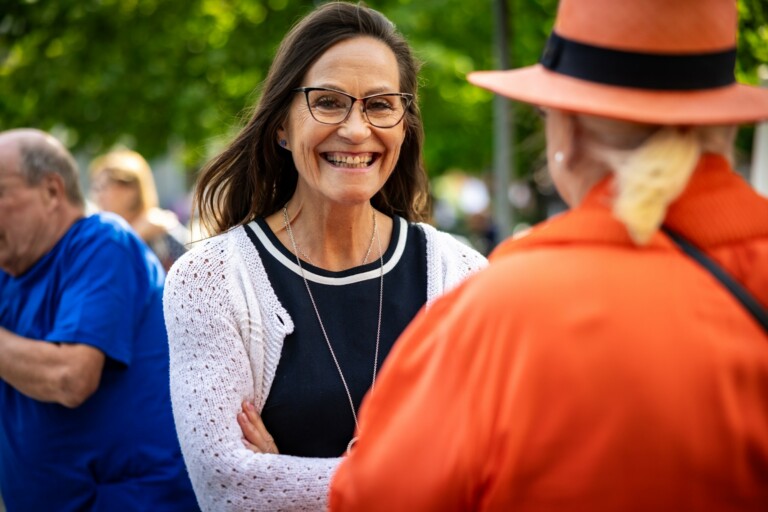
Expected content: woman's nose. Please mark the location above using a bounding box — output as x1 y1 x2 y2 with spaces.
338 102 371 141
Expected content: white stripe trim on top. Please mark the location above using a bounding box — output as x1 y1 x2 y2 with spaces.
247 217 407 285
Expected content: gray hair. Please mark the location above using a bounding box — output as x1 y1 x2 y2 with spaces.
19 137 85 208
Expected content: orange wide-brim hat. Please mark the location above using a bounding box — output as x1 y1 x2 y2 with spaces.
468 0 768 125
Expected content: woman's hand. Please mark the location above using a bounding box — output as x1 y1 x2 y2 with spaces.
237 401 279 454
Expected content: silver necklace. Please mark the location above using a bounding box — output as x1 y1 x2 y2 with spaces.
282 206 383 453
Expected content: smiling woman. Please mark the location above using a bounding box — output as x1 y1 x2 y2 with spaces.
161 2 487 511
277 36 410 218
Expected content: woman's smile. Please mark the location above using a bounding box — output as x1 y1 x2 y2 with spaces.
321 152 380 170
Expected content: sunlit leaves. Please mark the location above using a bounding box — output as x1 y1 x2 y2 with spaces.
0 0 764 181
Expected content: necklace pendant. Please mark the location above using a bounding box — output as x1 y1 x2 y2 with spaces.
346 436 358 454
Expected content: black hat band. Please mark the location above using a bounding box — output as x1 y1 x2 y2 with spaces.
540 31 736 90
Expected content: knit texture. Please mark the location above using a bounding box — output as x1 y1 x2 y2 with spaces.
163 222 487 511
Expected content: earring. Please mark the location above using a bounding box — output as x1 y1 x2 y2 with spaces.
553 151 564 164
279 139 288 148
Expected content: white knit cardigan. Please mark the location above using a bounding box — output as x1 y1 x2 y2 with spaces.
163 221 487 511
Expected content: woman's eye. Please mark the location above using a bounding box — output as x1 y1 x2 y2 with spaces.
367 99 396 112
314 96 347 110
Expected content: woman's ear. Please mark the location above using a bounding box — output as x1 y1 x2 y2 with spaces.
277 128 289 150
546 110 577 172
545 110 582 206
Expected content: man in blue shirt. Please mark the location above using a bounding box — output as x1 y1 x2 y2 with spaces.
0 129 199 511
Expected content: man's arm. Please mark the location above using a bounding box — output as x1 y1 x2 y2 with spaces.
0 326 104 408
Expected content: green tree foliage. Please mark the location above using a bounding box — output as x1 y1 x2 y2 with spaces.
1 0 309 166
735 0 768 157
1 0 765 185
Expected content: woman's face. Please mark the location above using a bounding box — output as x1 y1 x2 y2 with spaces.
89 171 140 221
279 36 407 208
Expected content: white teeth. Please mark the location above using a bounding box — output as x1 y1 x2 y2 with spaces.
325 154 373 167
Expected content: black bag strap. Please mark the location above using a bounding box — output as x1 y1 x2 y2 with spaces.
662 226 768 334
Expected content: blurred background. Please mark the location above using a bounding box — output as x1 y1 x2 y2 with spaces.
0 1 765 508
0 0 766 258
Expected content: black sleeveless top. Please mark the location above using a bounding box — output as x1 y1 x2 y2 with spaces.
244 216 427 457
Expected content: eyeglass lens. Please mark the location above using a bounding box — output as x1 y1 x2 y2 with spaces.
306 89 408 128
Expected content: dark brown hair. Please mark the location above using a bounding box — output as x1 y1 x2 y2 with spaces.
194 1 427 235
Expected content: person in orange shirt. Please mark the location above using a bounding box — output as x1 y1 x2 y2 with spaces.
329 0 768 510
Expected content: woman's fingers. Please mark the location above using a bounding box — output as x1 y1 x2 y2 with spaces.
241 437 259 453
238 401 279 454
244 402 277 449
237 410 264 447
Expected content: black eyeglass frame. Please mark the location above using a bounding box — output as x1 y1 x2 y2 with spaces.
293 87 414 128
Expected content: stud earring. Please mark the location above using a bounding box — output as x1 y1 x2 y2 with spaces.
553 151 564 164
279 139 288 148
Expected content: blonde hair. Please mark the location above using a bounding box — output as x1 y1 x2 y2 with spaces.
89 149 159 212
577 116 736 245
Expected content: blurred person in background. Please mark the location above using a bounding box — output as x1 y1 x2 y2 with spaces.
0 129 199 511
162 2 486 510
330 0 768 510
90 148 188 271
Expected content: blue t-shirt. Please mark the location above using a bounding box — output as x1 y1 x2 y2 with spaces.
0 213 199 512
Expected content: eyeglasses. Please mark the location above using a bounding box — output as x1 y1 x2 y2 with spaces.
294 87 413 129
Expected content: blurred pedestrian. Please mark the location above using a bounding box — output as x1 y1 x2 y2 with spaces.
330 0 768 510
90 149 188 271
0 129 199 511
